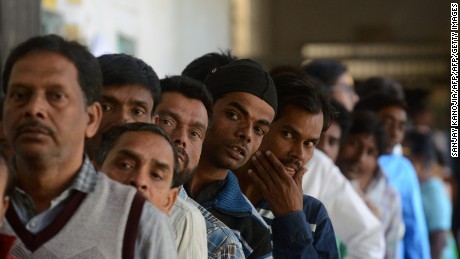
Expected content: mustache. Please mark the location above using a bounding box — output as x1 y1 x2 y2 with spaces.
176 147 190 165
279 158 302 171
16 120 55 138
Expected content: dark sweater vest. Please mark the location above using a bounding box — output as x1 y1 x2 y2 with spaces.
0 173 144 259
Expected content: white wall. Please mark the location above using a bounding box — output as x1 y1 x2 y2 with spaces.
44 0 232 77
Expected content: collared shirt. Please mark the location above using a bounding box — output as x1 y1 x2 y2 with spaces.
258 195 339 258
364 168 404 259
12 157 97 233
379 154 430 259
179 188 245 259
186 171 272 259
169 196 207 259
8 155 177 259
303 149 385 259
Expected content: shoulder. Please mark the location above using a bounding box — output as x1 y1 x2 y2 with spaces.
138 201 176 246
169 197 206 229
306 149 336 172
95 172 137 195
302 195 330 222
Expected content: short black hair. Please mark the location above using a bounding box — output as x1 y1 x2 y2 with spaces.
2 34 101 105
158 75 213 128
331 100 352 139
356 76 405 100
0 150 13 198
354 93 408 113
301 59 348 90
404 129 436 162
181 51 237 82
96 123 180 188
348 110 388 156
97 53 161 114
272 73 333 132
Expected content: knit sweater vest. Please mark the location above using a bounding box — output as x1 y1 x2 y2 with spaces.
1 173 144 259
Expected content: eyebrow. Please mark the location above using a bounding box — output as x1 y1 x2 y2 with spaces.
116 149 141 163
228 101 271 127
101 95 149 108
151 160 171 172
158 110 207 131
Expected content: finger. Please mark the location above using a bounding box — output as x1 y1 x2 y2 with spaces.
247 169 270 196
251 152 276 186
294 167 307 191
265 151 293 180
255 151 281 183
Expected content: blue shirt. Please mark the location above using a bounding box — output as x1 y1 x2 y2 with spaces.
188 171 273 259
258 195 339 258
179 188 245 259
379 154 430 259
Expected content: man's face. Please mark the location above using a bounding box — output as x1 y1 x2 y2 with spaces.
202 92 275 170
336 133 379 182
101 131 176 213
3 51 100 161
156 92 208 182
87 85 154 158
378 105 407 150
0 158 9 227
332 72 359 112
317 122 342 162
258 105 323 176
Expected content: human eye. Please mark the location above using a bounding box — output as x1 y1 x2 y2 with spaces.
328 138 338 146
347 138 358 147
254 126 268 136
190 130 203 139
8 89 29 102
101 103 113 112
159 118 174 128
149 171 164 181
116 160 134 170
48 91 66 102
132 107 147 116
282 130 293 138
227 111 240 120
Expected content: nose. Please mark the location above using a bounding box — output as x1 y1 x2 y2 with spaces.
129 170 148 192
237 123 252 144
171 126 187 149
355 147 367 164
119 108 136 124
352 91 360 106
291 142 307 163
24 94 46 119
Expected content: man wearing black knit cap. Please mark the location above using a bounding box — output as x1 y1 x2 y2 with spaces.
185 59 276 258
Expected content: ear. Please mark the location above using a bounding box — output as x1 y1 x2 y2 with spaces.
85 102 103 138
162 187 179 214
0 196 10 227
151 114 159 125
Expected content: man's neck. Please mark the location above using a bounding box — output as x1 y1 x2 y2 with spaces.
234 163 264 206
188 159 229 200
14 155 83 213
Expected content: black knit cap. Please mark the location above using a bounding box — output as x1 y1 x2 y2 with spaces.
203 59 277 113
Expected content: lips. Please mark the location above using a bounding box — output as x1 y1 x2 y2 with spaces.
280 159 302 177
284 166 296 177
227 144 247 160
